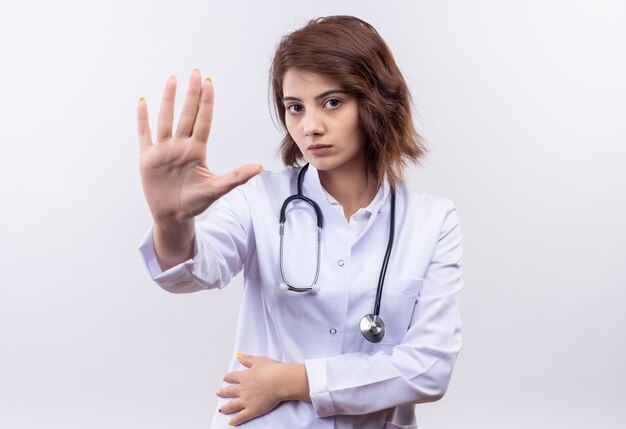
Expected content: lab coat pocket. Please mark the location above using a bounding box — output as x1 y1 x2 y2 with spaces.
378 277 422 346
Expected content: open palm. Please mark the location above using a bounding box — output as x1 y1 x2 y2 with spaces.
137 69 262 224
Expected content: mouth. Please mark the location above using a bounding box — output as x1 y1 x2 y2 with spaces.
307 144 333 156
307 144 332 150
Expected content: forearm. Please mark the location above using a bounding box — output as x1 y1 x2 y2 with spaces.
153 219 195 271
305 347 459 417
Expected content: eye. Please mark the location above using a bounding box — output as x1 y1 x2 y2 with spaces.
286 104 303 114
324 98 342 109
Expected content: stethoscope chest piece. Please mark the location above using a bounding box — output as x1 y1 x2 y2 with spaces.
359 314 385 343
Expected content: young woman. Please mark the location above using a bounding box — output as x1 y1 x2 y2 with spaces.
137 16 463 429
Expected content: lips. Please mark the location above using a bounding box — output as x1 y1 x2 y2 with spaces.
307 144 332 150
307 144 333 156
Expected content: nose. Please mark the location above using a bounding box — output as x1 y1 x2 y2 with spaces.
302 108 324 137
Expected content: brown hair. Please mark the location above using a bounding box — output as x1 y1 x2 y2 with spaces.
270 15 426 186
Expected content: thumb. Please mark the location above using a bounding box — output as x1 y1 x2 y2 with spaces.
212 164 264 196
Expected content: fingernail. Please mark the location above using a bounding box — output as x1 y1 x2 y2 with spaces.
139 97 145 102
170 75 176 81
205 76 213 83
218 407 222 412
236 352 243 360
193 67 200 72
258 165 264 172
228 420 233 426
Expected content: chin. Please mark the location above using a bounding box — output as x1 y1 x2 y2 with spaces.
307 155 365 176
305 158 341 172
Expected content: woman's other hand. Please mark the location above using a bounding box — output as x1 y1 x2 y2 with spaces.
217 354 311 426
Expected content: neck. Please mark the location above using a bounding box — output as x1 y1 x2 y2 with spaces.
318 162 379 221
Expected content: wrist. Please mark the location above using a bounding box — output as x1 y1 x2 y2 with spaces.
153 220 195 270
279 363 311 402
153 215 194 232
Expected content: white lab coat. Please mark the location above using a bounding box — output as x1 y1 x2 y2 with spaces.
139 165 463 428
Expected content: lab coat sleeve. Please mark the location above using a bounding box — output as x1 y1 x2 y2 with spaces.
138 185 253 293
304 200 463 417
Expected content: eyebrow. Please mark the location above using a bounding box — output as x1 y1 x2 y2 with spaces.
282 89 348 102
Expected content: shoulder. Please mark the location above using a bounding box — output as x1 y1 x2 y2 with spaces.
395 184 463 250
396 182 458 218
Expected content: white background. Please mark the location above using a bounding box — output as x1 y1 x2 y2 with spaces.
1 1 624 428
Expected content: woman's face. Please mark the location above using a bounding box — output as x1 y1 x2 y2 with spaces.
282 68 366 174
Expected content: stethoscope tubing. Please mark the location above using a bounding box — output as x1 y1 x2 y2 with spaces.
373 185 395 316
278 163 396 342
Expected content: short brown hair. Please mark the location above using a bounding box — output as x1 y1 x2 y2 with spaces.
270 15 426 185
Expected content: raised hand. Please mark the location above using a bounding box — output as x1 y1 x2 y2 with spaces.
137 69 262 225
137 70 262 269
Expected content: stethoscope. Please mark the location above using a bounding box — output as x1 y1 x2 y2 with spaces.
278 163 396 343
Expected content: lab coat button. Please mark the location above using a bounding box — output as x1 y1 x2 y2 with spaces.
337 259 344 267
329 328 337 335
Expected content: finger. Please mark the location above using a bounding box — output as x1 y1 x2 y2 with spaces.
237 353 254 368
175 69 203 138
137 97 153 152
219 398 244 416
223 370 242 384
229 408 256 426
157 75 177 141
211 164 264 197
191 76 214 143
216 385 239 399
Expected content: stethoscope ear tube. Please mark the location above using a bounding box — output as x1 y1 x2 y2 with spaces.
278 224 322 292
279 163 324 228
279 195 324 228
278 164 324 292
